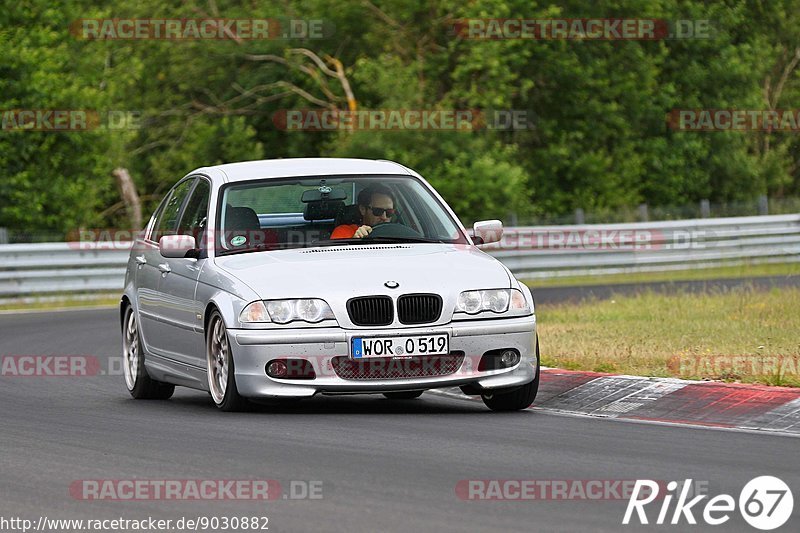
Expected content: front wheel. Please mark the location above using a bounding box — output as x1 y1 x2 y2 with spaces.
206 310 248 412
122 306 175 400
481 336 540 412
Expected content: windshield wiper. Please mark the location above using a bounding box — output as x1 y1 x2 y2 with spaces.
317 236 442 246
218 244 276 256
314 238 363 245
368 236 443 243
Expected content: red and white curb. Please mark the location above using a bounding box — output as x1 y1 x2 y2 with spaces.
436 369 800 435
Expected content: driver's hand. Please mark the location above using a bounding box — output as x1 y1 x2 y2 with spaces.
354 225 372 238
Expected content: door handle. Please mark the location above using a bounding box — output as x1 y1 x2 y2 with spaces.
157 263 171 274
135 255 147 265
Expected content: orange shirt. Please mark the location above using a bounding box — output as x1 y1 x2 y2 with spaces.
331 224 359 239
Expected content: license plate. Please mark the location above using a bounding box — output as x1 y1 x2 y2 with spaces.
351 333 449 358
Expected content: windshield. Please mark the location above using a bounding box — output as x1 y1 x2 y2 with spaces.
216 174 468 255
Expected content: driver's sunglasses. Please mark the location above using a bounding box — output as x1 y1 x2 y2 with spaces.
367 206 398 217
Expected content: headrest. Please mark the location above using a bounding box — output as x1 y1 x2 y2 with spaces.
225 206 260 232
334 204 363 226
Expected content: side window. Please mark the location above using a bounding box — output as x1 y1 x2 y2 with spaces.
146 201 167 242
178 179 210 244
152 179 195 242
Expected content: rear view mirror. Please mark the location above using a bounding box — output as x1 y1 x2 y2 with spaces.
472 220 503 245
159 234 197 258
301 187 347 203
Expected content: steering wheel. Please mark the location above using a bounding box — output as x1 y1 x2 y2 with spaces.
365 222 423 239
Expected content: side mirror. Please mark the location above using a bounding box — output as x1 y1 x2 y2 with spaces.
472 220 503 245
159 234 197 258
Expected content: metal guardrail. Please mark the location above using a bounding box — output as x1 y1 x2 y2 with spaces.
488 213 800 279
0 243 130 297
0 214 798 298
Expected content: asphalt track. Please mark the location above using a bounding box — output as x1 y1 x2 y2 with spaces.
1 308 798 532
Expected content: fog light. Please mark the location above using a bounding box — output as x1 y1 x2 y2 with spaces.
478 348 521 371
501 350 520 366
267 360 288 378
266 359 316 380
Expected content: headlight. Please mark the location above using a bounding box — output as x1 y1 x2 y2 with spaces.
457 291 483 314
292 299 331 323
454 289 530 317
456 289 510 314
509 288 530 314
239 301 270 323
267 299 335 324
239 299 335 324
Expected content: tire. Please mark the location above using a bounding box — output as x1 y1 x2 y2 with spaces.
383 390 424 400
206 310 248 412
481 335 540 412
122 306 175 400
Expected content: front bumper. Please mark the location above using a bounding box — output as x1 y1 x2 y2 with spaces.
229 315 537 398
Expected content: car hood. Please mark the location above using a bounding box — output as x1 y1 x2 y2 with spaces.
214 243 511 300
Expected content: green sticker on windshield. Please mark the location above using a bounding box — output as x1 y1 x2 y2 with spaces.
231 236 247 246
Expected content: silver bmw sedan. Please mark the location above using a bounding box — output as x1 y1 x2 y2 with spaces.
121 158 539 411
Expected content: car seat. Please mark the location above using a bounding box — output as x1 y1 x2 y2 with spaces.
224 206 278 249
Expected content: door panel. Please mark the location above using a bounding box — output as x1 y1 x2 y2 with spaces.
136 178 195 359
154 258 205 366
154 178 211 367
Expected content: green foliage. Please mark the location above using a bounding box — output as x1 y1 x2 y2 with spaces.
329 129 532 221
4 0 800 234
0 2 117 230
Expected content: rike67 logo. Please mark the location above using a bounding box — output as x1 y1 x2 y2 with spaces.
623 476 793 530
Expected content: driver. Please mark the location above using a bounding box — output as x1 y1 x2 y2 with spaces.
331 184 397 239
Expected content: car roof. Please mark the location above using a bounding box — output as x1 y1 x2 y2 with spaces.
193 158 414 183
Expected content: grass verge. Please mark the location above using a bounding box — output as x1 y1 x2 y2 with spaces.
525 261 800 288
0 294 119 312
537 286 800 387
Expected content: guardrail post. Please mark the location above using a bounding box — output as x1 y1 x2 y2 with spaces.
574 208 585 225
758 195 769 215
700 199 710 218
637 203 649 222
0 227 7 244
